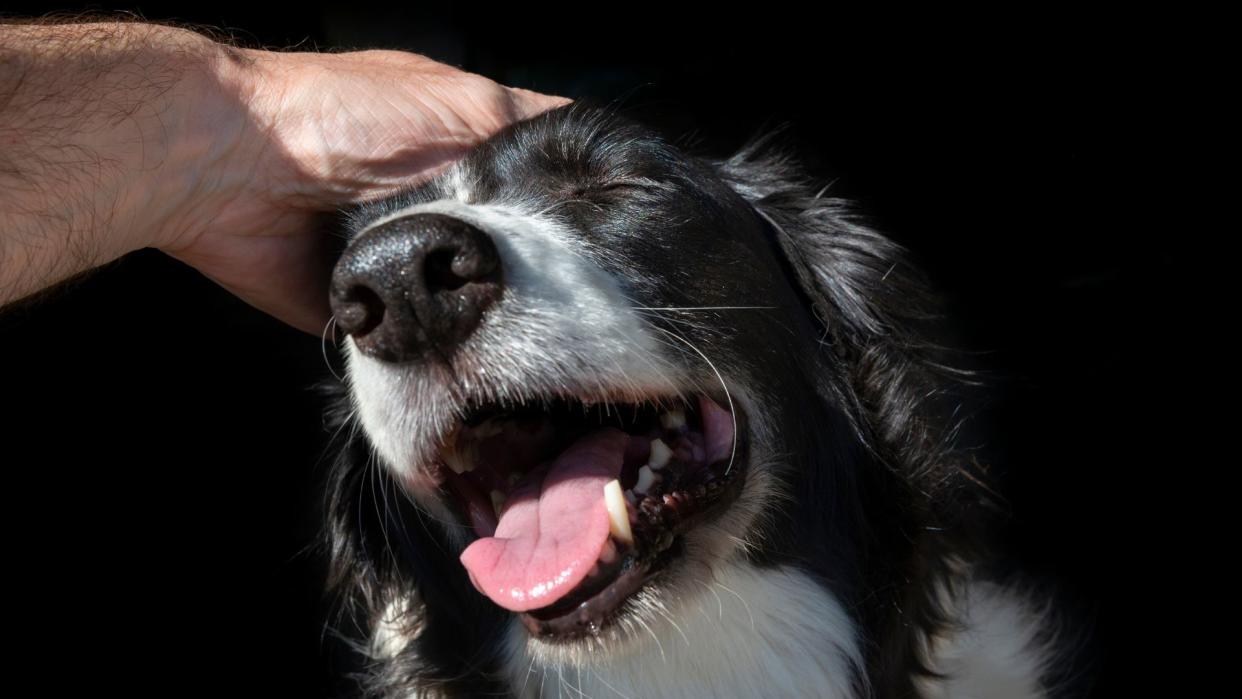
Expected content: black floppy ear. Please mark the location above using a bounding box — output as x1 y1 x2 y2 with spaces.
715 144 966 473
716 145 938 361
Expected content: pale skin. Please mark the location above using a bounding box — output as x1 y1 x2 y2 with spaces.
0 21 567 334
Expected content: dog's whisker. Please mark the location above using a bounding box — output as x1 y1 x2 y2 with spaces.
653 604 691 648
651 326 739 475
367 451 404 580
321 315 344 382
591 669 634 699
692 578 726 622
573 666 586 699
518 655 538 699
629 305 778 311
632 615 667 664
630 308 719 336
714 581 757 632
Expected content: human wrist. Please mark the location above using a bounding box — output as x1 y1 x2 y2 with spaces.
115 27 271 255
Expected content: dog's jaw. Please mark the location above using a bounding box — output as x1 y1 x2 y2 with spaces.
342 192 784 653
503 561 864 699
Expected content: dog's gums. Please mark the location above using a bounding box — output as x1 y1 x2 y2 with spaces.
440 395 746 637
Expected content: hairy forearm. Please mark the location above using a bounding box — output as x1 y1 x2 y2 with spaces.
1 20 564 332
0 21 250 305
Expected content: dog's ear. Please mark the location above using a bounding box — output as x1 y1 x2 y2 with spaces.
714 144 966 474
718 146 993 692
716 145 938 363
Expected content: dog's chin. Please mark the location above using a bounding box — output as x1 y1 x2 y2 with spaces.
513 466 776 667
404 389 754 647
511 528 745 664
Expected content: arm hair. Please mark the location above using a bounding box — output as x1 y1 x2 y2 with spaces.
0 20 246 306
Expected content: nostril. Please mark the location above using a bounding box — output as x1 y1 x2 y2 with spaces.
329 213 503 363
425 249 470 292
334 284 386 337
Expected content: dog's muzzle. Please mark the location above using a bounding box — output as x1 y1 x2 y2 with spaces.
329 213 503 364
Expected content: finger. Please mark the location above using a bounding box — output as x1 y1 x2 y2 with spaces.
506 87 573 120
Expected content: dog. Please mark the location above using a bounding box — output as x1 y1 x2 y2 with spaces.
320 104 1057 698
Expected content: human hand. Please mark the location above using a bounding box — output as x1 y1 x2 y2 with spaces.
0 23 566 335
156 47 568 335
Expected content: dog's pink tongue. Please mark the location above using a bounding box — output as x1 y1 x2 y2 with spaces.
459 428 627 612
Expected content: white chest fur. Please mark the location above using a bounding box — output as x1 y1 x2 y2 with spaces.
375 563 1052 698
504 562 863 699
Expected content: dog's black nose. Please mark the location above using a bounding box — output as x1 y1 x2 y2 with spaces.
329 213 503 364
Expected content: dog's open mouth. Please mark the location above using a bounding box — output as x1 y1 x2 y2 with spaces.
437 394 747 639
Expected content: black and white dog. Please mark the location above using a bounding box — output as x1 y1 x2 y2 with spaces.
321 104 1055 698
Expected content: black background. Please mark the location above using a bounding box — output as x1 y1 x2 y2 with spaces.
2 4 1146 696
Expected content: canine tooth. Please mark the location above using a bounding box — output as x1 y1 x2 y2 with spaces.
603 479 633 546
648 439 672 469
442 445 473 474
490 490 506 518
660 409 686 430
634 465 659 494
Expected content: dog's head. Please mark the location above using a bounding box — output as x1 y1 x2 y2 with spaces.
324 104 966 690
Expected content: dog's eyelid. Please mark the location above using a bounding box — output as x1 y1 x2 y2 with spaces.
616 176 661 187
561 178 662 201
597 177 664 193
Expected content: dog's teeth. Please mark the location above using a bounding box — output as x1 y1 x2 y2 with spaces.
604 479 633 546
443 454 466 474
634 465 660 494
648 439 672 469
442 445 474 474
660 409 686 430
490 490 506 518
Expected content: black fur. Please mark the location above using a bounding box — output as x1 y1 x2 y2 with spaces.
322 105 1004 698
